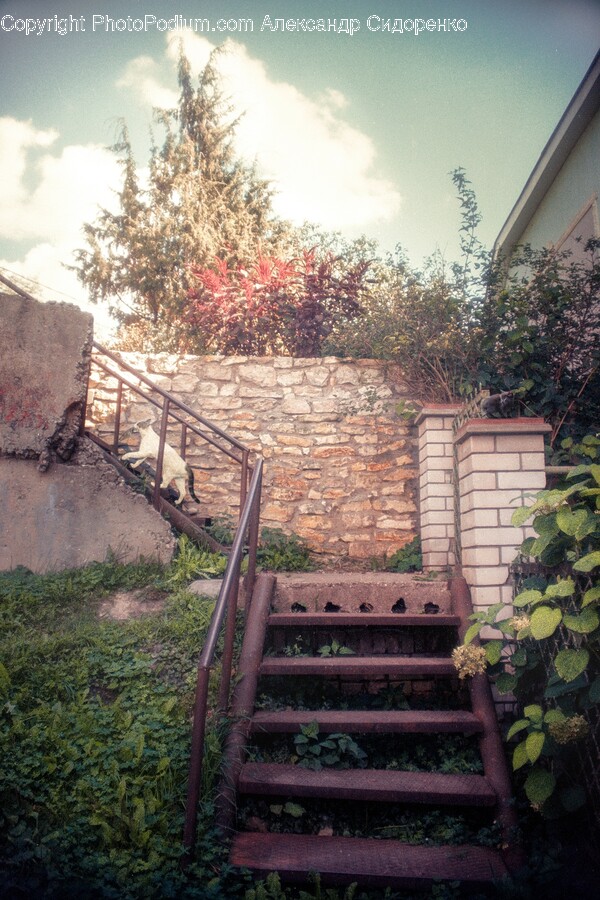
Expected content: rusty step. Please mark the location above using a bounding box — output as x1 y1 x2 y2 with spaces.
259 655 456 677
230 832 509 888
238 762 496 806
268 612 460 628
250 709 483 735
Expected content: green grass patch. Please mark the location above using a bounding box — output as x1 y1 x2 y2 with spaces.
0 558 246 898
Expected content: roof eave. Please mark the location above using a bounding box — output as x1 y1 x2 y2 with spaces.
493 50 600 262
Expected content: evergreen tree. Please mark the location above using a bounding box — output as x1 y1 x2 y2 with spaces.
75 51 286 351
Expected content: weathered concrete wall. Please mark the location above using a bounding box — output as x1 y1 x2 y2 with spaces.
0 292 175 572
0 292 93 469
88 354 419 561
0 440 175 571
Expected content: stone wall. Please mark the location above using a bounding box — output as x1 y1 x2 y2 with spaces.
87 354 419 561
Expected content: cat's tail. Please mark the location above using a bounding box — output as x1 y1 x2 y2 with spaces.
186 465 201 503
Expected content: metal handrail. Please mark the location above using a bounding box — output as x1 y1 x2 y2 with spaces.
88 341 254 519
183 458 263 856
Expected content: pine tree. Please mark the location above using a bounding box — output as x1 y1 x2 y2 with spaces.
75 51 286 351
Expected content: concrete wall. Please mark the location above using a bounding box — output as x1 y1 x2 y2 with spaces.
0 441 176 571
0 292 93 468
87 353 419 561
0 292 175 572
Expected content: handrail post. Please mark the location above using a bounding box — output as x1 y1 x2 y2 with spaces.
239 449 249 517
217 555 243 713
180 422 188 460
182 665 211 856
113 381 123 454
244 467 262 613
154 398 170 509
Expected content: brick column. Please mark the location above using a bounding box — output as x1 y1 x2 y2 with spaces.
415 406 460 571
455 418 551 614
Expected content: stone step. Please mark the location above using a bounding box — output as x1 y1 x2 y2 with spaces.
230 832 509 888
268 612 460 629
238 763 497 806
249 709 483 735
259 655 456 678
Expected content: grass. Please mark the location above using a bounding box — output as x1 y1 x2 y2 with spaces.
0 557 245 898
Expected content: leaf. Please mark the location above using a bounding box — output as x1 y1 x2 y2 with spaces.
530 606 562 640
544 578 575 599
555 648 589 683
512 741 529 771
563 608 599 634
573 551 600 572
464 623 481 645
283 802 305 818
556 507 589 537
523 704 543 723
526 731 545 764
512 506 534 527
525 768 556 805
544 672 588 698
582 585 600 608
496 672 518 694
543 709 566 725
269 804 283 816
513 589 543 609
591 464 600 486
506 718 530 740
484 640 503 666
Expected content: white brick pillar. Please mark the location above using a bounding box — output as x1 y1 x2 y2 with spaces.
455 418 551 613
416 405 460 571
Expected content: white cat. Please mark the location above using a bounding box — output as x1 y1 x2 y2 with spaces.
121 421 200 506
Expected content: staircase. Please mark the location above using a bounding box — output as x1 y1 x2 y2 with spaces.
219 573 519 892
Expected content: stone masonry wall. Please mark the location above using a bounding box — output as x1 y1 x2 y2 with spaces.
87 354 419 561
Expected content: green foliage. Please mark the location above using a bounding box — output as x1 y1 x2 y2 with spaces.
75 51 286 352
165 534 228 586
325 169 489 401
257 528 312 572
245 872 359 900
480 241 600 444
293 722 368 771
459 452 600 815
205 516 235 546
385 537 423 573
317 639 354 657
0 559 233 897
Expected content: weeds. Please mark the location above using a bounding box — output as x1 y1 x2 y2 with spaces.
257 528 313 572
0 558 231 898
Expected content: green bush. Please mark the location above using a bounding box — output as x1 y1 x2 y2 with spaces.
257 528 312 572
456 442 600 815
386 537 423 573
0 560 235 897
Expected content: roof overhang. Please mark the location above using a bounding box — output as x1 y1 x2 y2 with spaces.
493 50 600 262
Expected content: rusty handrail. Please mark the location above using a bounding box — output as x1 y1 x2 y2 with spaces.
183 458 263 857
88 342 256 521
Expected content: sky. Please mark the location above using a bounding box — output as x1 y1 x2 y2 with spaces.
1 0 599 336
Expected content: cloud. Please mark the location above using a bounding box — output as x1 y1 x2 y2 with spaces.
0 116 120 337
121 31 401 229
0 116 120 244
116 56 178 110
